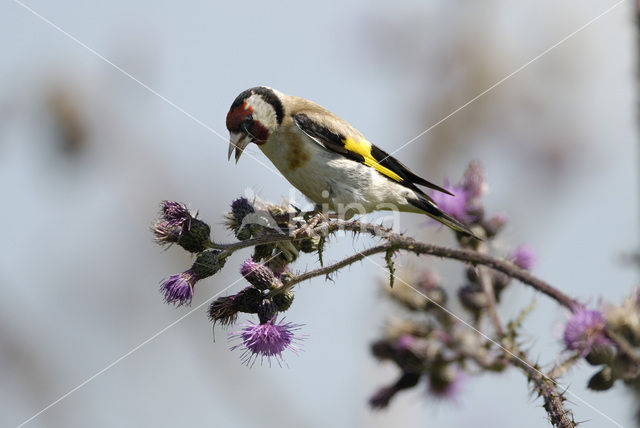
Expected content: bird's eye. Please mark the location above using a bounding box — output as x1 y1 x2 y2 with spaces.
241 115 254 129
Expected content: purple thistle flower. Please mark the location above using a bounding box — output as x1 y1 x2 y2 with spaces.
462 161 487 201
510 245 537 270
208 294 239 327
462 162 487 218
161 251 225 307
483 213 508 238
563 309 611 356
240 258 261 276
491 213 508 226
153 201 192 245
160 270 196 306
161 201 193 227
152 219 180 244
230 316 304 367
430 182 471 223
153 201 211 252
429 162 487 227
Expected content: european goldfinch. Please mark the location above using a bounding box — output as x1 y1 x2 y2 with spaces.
226 86 476 238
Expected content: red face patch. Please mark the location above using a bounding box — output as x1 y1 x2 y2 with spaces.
249 120 270 144
226 101 270 144
226 102 253 133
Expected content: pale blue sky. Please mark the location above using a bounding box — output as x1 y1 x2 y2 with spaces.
1 1 637 427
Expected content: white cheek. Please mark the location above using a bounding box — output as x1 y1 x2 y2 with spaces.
246 94 277 129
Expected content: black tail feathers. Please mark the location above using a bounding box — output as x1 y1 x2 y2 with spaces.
408 196 480 240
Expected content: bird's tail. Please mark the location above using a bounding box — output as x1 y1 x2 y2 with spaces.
408 196 480 240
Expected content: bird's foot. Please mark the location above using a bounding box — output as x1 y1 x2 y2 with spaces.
290 212 330 239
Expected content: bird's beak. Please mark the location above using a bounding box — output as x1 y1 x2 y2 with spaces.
228 132 251 163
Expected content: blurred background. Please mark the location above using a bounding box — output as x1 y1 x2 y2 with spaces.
1 1 638 427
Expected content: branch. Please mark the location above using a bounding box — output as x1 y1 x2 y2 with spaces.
208 231 293 252
243 219 640 368
478 263 505 337
216 218 640 363
376 235 580 312
547 354 581 380
220 219 581 312
268 243 392 296
507 348 576 428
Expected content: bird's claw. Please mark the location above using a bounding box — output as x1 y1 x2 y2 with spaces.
291 212 327 239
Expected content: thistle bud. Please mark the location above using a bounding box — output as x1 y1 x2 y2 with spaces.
587 367 615 391
424 286 448 309
492 272 512 293
482 214 507 238
176 218 211 253
299 236 321 253
235 227 252 241
224 198 256 240
231 197 255 226
273 291 295 312
586 345 615 366
253 244 275 261
603 291 640 347
369 371 421 409
258 299 278 324
370 339 395 361
192 250 226 280
465 266 479 283
233 287 263 314
458 284 487 314
428 365 465 399
152 201 211 253
610 353 640 380
240 259 282 290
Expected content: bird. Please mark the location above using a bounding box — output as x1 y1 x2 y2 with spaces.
225 86 477 238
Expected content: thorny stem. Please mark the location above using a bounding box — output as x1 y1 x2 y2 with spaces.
248 222 577 427
266 244 392 297
208 231 293 252
478 264 505 337
214 219 581 311
547 354 582 380
217 218 640 363
507 347 576 428
386 239 581 313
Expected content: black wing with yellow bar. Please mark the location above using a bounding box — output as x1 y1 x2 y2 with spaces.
293 113 453 196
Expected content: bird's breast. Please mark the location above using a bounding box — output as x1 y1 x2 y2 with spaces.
259 131 351 205
258 130 416 213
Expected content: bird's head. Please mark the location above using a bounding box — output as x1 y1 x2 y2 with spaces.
226 86 284 163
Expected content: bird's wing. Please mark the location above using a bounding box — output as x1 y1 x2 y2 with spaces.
292 113 453 196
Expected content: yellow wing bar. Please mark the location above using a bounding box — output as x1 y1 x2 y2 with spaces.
342 136 403 182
